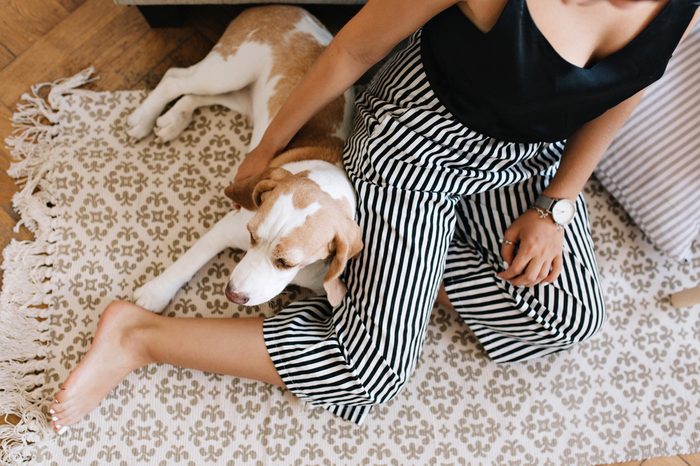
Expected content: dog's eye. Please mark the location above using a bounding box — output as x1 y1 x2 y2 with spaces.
275 258 293 269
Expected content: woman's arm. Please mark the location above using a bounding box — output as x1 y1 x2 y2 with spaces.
497 90 655 287
543 8 700 200
540 89 645 200
499 10 700 287
234 0 461 181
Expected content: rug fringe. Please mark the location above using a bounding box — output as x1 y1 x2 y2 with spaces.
1 67 98 466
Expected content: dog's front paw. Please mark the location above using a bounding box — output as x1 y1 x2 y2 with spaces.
133 278 178 313
126 106 157 141
154 110 190 142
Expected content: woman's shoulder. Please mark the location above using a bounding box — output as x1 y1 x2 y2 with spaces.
451 0 508 34
674 2 700 47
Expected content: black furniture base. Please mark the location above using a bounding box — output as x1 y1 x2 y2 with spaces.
137 5 185 27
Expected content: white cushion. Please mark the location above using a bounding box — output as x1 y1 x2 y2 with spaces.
594 22 700 262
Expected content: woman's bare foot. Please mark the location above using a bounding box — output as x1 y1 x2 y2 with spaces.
48 300 155 434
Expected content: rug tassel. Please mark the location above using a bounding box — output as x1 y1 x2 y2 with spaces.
1 67 98 466
6 66 98 234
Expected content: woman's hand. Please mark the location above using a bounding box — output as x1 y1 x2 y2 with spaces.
234 144 277 183
497 208 565 287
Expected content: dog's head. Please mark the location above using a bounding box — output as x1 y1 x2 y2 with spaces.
223 166 362 307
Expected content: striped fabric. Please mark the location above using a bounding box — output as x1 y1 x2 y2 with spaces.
263 28 606 425
595 23 700 262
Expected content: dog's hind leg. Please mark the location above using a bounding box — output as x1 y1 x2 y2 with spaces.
133 208 255 313
154 91 252 142
161 66 195 80
127 45 263 140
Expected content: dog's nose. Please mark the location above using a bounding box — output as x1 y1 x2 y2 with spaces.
225 283 249 305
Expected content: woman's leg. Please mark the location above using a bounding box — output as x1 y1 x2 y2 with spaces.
49 29 458 431
48 300 284 433
436 283 455 311
443 172 607 363
261 180 459 424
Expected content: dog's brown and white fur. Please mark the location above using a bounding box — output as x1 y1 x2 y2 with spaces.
129 5 362 311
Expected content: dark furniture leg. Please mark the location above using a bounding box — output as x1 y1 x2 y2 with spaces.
137 5 185 28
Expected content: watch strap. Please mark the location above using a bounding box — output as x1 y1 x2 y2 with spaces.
534 193 558 213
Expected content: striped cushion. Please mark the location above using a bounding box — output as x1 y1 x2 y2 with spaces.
594 23 700 262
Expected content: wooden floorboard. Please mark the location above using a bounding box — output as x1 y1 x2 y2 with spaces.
71 10 189 90
0 44 14 70
0 103 13 172
0 0 124 107
0 0 69 57
603 454 700 466
682 453 700 466
55 0 87 12
0 1 697 464
137 29 216 90
0 99 21 289
0 169 20 221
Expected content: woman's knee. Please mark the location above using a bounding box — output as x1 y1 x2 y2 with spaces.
541 280 607 345
330 324 425 407
291 354 411 410
351 370 411 408
513 278 608 345
575 287 607 343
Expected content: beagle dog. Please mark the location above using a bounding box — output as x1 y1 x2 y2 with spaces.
128 5 362 311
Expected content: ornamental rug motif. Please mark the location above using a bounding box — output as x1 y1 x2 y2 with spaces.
2 75 699 465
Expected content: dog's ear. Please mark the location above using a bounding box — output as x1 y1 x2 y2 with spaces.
224 167 290 210
323 217 363 307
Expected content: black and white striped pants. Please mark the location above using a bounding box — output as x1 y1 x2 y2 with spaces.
263 28 606 424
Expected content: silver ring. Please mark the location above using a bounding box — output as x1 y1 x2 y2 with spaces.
501 239 514 246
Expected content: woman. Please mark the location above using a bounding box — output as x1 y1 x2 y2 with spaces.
48 0 699 432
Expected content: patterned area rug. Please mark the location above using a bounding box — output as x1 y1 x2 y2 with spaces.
2 69 700 465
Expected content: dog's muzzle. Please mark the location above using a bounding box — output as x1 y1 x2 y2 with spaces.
225 282 249 305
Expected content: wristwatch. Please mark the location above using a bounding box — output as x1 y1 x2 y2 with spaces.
533 193 576 229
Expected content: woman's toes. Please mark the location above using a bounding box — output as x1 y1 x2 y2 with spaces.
49 391 74 413
48 403 63 418
55 402 76 417
49 408 69 426
48 403 67 416
51 391 69 405
53 386 71 403
54 412 83 428
48 392 79 423
53 424 69 436
42 300 154 432
49 409 63 422
52 419 66 432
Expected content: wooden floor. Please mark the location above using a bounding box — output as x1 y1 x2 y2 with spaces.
0 1 697 464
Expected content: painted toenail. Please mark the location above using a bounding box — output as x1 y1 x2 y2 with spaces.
51 416 58 421
58 426 68 435
48 408 55 414
55 423 62 428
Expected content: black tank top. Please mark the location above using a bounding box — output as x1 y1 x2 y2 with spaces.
420 0 698 143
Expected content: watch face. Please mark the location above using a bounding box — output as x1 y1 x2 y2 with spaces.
552 199 576 224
